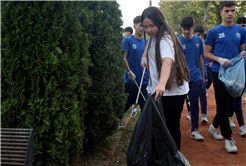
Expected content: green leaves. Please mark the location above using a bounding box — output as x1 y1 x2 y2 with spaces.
82 1 126 149
159 1 246 34
1 1 90 165
2 1 127 165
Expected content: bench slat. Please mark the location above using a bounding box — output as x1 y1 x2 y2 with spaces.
1 139 29 142
1 142 28 146
1 128 32 131
1 135 30 139
1 150 26 154
1 158 25 162
1 131 30 135
1 146 27 150
1 162 25 166
1 154 26 158
1 128 33 166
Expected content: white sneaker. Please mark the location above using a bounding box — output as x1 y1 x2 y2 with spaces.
225 138 238 153
201 114 209 123
208 125 223 140
187 111 191 120
229 117 236 127
239 125 246 136
191 129 204 140
118 119 124 130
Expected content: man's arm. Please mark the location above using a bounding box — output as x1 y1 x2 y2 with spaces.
123 52 136 82
198 55 205 84
241 44 245 52
204 44 232 66
204 45 220 62
240 44 246 61
123 52 130 72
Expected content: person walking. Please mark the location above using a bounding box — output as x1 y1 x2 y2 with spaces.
178 16 205 141
141 6 190 150
193 25 209 123
119 16 149 130
204 1 246 153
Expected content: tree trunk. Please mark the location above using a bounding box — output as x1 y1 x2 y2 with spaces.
203 2 209 32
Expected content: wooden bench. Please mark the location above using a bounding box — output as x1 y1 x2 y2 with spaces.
1 128 34 166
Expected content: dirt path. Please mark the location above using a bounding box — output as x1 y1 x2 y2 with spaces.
180 84 246 166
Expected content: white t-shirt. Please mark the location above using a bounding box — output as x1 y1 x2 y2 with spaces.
147 36 189 96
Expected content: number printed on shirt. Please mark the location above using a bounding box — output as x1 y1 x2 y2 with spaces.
132 44 137 49
218 33 225 38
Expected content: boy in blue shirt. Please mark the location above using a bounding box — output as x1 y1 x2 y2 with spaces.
119 16 149 129
186 25 209 123
178 16 205 141
193 25 209 123
204 1 246 153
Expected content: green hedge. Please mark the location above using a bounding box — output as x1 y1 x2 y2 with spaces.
1 1 126 165
1 1 91 165
83 1 126 148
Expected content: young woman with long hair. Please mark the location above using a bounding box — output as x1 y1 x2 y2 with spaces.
140 6 190 150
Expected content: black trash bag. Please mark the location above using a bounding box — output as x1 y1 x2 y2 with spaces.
127 95 191 166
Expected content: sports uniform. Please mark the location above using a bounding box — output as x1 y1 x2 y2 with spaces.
178 35 204 132
121 35 149 119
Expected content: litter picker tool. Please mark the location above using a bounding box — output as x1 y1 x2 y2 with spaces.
134 80 146 102
131 65 147 118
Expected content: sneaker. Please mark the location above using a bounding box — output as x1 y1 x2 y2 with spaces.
191 129 204 140
201 114 209 123
208 125 223 140
239 125 246 136
118 119 124 130
225 138 238 153
187 111 191 120
229 117 236 127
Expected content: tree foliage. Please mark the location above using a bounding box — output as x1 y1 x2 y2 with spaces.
1 1 92 165
82 1 126 149
159 1 246 35
1 1 126 165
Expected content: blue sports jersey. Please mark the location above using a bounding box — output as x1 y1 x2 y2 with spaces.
205 24 246 72
178 35 204 82
122 35 149 85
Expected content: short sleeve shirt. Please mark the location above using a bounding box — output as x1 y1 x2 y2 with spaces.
147 36 189 96
122 36 149 85
205 24 246 72
178 35 204 82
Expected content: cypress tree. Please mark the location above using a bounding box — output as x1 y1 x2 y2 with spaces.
83 1 126 148
1 1 91 165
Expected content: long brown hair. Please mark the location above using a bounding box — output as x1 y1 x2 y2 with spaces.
141 6 190 90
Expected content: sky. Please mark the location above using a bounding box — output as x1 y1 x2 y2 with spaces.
116 0 160 33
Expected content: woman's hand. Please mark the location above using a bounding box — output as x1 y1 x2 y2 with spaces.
151 83 166 101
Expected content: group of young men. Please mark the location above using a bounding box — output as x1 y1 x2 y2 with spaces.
120 1 246 154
